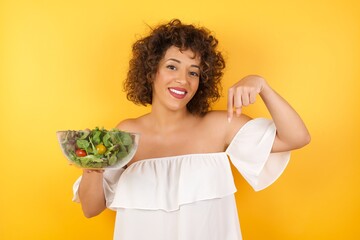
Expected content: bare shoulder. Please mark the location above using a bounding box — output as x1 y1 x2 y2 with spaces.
115 114 148 133
203 110 252 145
115 119 136 132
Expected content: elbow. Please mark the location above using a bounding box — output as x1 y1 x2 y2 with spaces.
78 192 106 218
82 208 103 218
84 213 97 219
301 130 311 146
295 132 311 149
274 131 311 152
304 133 311 145
81 203 106 218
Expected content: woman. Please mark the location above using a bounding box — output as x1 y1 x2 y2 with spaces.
73 19 310 240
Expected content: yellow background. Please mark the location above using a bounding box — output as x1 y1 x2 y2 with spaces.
1 0 359 239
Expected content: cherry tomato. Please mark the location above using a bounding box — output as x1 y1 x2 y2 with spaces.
75 149 87 157
96 144 106 155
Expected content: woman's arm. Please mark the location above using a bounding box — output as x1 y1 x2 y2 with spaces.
78 170 106 218
227 75 311 152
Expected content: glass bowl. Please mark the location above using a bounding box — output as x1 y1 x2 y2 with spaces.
56 128 139 169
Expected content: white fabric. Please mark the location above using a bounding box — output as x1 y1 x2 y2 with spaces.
110 153 236 211
225 118 290 191
72 118 290 240
113 195 241 240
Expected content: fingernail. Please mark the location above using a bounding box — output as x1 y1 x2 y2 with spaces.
228 117 231 123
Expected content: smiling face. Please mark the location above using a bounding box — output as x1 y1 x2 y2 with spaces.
152 46 201 112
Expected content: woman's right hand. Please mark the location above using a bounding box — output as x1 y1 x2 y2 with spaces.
83 169 104 174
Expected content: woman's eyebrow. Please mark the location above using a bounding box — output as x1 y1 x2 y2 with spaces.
167 58 200 69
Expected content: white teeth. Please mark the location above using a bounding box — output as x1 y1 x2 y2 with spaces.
169 88 186 95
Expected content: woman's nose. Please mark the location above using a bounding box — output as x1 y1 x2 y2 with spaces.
175 70 187 84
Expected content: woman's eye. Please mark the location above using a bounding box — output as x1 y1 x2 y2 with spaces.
166 65 176 70
189 71 199 77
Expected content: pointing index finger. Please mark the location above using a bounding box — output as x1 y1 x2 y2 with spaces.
227 88 234 122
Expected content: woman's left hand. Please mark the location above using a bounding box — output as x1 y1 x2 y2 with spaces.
227 75 267 121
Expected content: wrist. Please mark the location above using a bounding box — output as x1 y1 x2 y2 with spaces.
256 75 268 92
83 169 104 174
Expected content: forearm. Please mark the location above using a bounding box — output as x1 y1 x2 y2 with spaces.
78 170 106 218
260 82 310 152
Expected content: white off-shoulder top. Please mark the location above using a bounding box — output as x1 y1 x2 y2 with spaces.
73 118 290 240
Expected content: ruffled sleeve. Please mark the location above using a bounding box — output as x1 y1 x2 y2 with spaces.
72 168 125 209
225 118 290 191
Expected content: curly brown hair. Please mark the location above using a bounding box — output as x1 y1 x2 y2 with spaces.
123 19 225 115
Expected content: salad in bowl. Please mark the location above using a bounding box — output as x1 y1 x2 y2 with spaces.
56 128 139 169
